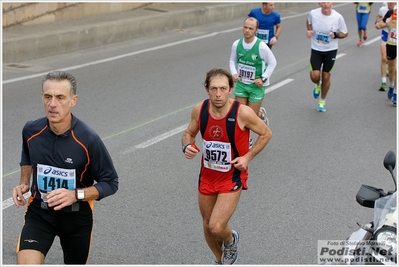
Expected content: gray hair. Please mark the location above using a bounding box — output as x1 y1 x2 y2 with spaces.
42 71 77 96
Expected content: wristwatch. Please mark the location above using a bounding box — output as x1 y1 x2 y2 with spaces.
75 188 85 201
261 77 267 83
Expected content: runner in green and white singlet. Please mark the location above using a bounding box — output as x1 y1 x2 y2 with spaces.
229 17 276 146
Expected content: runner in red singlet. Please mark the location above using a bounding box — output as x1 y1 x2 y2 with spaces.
182 68 272 264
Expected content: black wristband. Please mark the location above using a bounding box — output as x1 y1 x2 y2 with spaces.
182 143 190 153
333 32 340 39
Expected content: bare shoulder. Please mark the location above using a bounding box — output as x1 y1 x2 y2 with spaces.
190 101 208 124
191 102 203 117
237 104 258 128
238 104 255 117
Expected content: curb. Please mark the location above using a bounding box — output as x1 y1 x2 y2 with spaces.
3 3 259 63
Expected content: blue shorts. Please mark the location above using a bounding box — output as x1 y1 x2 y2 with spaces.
356 12 370 31
381 30 388 43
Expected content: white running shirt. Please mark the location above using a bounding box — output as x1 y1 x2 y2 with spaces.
307 7 348 52
379 3 389 33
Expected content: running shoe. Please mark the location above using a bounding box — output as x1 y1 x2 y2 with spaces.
313 84 321 99
259 107 269 126
317 100 326 112
249 138 253 149
388 87 394 99
222 230 239 265
363 30 368 41
393 93 397 106
357 40 363 47
379 82 387 91
213 260 222 265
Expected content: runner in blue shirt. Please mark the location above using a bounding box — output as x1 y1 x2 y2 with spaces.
248 2 282 49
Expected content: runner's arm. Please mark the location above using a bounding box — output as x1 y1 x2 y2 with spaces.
259 42 277 80
274 21 282 39
12 165 32 207
229 41 239 76
240 105 272 161
182 103 201 159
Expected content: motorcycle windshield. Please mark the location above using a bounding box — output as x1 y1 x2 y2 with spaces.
373 192 397 231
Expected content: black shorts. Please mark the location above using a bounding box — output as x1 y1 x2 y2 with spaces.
386 44 397 60
17 198 93 264
310 49 338 73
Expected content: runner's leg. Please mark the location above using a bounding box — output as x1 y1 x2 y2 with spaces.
198 189 242 261
17 250 45 264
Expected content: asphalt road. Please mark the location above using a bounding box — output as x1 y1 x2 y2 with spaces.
2 2 397 265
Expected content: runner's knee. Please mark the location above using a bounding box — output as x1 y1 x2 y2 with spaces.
17 249 45 264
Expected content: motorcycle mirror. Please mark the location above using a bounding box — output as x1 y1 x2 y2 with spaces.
383 150 396 192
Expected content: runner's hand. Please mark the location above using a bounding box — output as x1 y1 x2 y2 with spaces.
184 145 200 159
233 74 239 83
47 188 76 210
12 184 29 208
230 156 248 171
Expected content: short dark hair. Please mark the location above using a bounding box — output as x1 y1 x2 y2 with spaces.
203 68 234 89
42 71 77 96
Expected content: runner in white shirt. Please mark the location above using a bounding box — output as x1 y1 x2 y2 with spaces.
306 2 348 112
